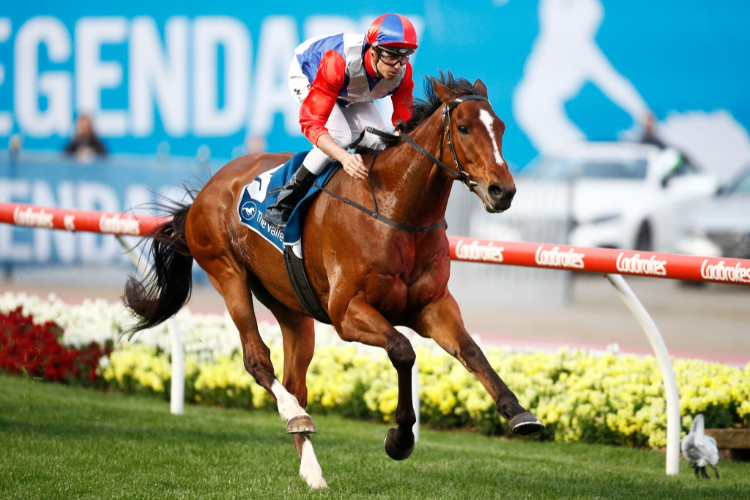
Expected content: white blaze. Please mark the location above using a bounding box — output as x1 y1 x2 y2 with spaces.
479 109 504 166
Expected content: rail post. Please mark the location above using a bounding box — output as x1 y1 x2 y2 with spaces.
605 274 680 475
116 234 185 415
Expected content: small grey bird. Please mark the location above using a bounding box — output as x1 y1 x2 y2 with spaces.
681 414 720 479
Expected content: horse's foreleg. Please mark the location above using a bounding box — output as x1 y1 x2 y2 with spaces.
410 294 544 435
336 297 416 460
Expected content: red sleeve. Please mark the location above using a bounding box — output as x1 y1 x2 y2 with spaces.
299 51 346 145
390 63 415 128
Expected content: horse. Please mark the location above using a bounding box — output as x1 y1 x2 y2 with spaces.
124 72 544 489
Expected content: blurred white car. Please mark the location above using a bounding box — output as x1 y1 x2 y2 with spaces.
672 167 750 259
519 142 719 251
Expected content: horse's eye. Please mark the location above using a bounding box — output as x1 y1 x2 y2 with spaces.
457 125 469 135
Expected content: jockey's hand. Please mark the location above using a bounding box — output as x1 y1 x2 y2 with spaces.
342 153 368 180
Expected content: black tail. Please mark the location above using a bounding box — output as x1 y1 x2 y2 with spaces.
123 202 194 335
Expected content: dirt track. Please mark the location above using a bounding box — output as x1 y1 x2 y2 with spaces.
2 273 748 365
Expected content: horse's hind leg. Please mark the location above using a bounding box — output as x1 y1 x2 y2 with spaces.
409 294 545 435
264 296 326 489
209 269 326 488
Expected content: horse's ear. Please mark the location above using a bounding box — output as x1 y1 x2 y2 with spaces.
430 78 459 104
473 79 489 99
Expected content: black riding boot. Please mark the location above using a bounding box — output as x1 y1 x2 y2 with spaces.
263 165 316 229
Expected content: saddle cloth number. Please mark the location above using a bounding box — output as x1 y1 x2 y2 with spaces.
248 166 281 203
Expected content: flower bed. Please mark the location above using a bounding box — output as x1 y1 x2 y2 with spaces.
2 292 749 448
0 306 111 385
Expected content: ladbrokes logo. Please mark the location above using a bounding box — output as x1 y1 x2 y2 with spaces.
455 240 504 263
535 246 585 269
701 260 750 284
99 214 141 235
616 253 667 276
13 206 54 228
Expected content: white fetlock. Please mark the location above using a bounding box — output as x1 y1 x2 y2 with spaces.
271 380 307 421
299 439 327 489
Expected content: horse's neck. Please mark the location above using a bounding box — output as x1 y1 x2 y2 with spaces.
375 112 453 227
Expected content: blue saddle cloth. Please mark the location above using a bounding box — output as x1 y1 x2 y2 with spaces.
237 151 341 252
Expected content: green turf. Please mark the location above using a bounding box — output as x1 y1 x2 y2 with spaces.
1 374 748 499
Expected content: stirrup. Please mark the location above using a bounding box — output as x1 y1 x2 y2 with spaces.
264 207 291 229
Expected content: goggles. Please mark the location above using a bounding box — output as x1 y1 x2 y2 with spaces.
376 47 414 67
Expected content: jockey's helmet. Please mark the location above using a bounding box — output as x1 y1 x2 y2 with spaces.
366 13 418 54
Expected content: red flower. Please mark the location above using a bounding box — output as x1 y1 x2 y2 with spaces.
0 307 113 386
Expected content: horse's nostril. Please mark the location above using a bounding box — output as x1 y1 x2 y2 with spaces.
505 186 516 201
488 184 503 201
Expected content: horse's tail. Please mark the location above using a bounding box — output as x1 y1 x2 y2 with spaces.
123 202 194 335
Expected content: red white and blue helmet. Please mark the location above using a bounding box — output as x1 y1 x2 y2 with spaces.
366 13 418 53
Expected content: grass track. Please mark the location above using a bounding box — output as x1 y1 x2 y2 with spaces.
1 374 748 499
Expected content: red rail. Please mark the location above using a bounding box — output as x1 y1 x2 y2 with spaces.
0 202 163 236
449 237 750 286
2 202 749 286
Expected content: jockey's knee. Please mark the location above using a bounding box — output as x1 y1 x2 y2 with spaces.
304 149 333 175
360 136 385 152
329 129 352 150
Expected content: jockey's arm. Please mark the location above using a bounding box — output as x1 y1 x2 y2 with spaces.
299 50 368 180
316 134 368 180
390 63 415 129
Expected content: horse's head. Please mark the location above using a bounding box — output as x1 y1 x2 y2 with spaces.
429 77 516 213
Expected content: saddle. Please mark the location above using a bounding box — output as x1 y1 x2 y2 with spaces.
237 151 337 323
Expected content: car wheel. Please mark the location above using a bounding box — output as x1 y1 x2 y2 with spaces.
635 221 653 251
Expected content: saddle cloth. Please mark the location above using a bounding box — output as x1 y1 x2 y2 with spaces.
237 151 340 251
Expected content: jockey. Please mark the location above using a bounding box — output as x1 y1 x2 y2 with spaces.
263 13 418 229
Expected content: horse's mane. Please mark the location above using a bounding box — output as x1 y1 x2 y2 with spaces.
399 71 480 134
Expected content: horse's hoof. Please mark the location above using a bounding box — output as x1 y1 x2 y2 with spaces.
510 412 545 436
286 415 317 434
384 428 415 461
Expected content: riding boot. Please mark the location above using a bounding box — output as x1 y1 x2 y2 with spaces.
263 165 317 229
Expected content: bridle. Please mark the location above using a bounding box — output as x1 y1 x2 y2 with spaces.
371 94 489 192
318 93 490 232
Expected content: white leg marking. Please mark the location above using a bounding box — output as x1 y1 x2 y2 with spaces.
271 380 307 421
299 438 327 489
479 109 506 167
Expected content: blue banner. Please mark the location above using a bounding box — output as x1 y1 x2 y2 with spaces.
0 155 209 264
1 1 749 177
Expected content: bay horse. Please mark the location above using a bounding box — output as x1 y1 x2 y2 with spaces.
124 72 544 489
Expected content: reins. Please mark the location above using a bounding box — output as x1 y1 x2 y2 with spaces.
315 94 489 232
